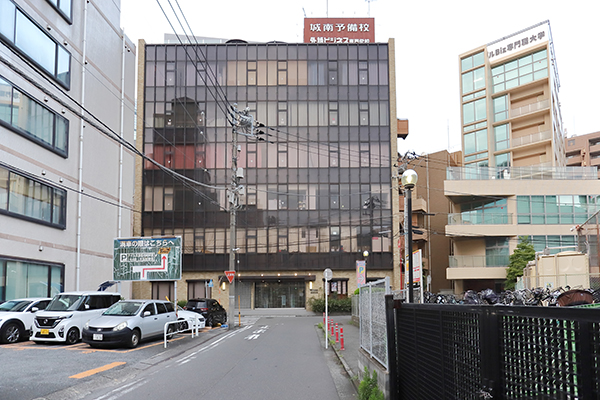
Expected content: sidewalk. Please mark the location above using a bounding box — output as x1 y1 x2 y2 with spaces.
322 314 360 390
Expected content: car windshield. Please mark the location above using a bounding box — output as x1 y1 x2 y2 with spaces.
0 300 31 312
103 301 144 316
46 295 83 311
189 300 207 308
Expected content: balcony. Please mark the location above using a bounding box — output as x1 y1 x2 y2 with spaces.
510 99 550 118
512 129 552 148
566 154 583 165
589 143 600 154
446 256 508 280
449 255 509 268
448 213 512 225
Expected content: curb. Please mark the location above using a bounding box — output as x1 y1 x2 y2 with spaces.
316 324 360 392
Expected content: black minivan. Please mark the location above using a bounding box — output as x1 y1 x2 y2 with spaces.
184 298 227 327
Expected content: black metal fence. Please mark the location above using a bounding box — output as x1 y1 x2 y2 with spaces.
385 296 600 399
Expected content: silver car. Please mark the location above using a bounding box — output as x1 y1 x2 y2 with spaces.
82 300 176 348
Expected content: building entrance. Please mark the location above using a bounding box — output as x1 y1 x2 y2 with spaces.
255 281 305 308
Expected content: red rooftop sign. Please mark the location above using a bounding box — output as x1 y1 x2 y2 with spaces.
304 18 375 44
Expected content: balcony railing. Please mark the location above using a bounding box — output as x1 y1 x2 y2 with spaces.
511 129 552 148
510 99 550 118
448 213 512 225
447 166 598 181
448 255 509 268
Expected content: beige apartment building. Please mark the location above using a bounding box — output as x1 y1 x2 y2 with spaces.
445 21 600 293
566 131 600 176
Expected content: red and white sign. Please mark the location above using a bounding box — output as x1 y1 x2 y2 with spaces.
225 271 235 284
132 254 168 280
304 18 375 44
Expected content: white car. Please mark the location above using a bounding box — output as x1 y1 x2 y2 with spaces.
0 298 52 344
176 307 206 332
32 291 121 344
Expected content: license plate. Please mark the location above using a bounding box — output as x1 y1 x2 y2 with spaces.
40 329 49 335
93 334 103 341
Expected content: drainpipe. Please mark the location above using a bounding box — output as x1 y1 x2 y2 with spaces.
117 31 126 295
76 0 89 291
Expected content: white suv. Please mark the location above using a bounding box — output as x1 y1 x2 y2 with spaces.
32 291 120 344
0 298 51 344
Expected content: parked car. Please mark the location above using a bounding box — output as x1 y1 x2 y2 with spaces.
32 291 121 344
0 298 51 344
82 300 176 348
184 298 227 327
176 307 206 331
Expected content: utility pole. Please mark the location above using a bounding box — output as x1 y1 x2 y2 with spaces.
228 106 254 328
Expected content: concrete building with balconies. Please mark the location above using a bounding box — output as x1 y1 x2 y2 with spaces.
565 131 600 177
445 21 600 293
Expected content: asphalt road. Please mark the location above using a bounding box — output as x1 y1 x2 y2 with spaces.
0 316 353 400
78 316 342 400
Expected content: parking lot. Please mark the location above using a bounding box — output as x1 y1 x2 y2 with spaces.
0 326 224 400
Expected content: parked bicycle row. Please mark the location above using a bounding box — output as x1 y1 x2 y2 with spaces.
423 286 600 307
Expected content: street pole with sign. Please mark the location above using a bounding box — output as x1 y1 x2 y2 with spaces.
324 268 332 349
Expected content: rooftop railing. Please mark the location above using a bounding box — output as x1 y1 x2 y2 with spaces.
447 166 597 181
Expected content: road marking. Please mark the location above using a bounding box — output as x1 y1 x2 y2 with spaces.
69 361 126 379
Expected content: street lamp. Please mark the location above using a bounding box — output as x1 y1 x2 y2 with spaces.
401 169 418 303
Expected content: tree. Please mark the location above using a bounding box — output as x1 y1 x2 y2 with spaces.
504 236 535 290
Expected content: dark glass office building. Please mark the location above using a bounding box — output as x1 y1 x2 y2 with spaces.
137 40 398 308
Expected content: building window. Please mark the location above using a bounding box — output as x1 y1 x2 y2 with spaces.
495 152 510 168
0 0 71 88
45 0 72 23
0 164 67 228
485 237 509 267
491 49 547 93
464 128 487 155
328 280 347 295
0 76 69 156
531 235 577 254
517 195 595 225
461 51 485 72
493 95 508 122
461 67 485 94
0 257 63 301
494 124 510 151
462 98 486 125
460 198 507 225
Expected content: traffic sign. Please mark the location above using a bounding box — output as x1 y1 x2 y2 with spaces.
225 271 235 283
324 268 332 281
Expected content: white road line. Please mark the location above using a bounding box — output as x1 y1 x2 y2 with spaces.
175 325 254 365
94 378 147 400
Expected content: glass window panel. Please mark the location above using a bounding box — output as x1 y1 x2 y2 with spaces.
15 12 55 74
461 57 472 72
475 98 486 121
463 102 474 125
473 67 485 90
475 129 487 151
464 132 475 154
0 167 8 210
462 71 473 94
56 45 70 86
0 0 16 41
531 196 544 213
472 52 484 67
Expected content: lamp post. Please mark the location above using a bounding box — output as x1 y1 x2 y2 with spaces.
401 169 418 303
363 250 369 284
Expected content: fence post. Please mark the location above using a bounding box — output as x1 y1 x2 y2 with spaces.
578 320 593 398
385 294 398 400
479 307 501 398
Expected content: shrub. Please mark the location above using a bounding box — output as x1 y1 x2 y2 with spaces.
177 300 187 308
358 367 384 400
309 297 352 313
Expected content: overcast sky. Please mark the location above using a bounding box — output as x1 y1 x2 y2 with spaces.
121 0 600 156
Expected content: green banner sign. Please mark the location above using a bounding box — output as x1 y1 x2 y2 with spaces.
113 237 182 281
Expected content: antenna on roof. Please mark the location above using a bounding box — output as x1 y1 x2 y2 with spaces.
302 7 306 18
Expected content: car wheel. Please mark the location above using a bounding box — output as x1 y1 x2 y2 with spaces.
178 319 189 331
1 322 23 344
129 329 140 348
65 327 79 345
166 324 175 339
206 316 214 328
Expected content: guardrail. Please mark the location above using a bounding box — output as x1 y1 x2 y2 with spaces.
164 313 204 348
